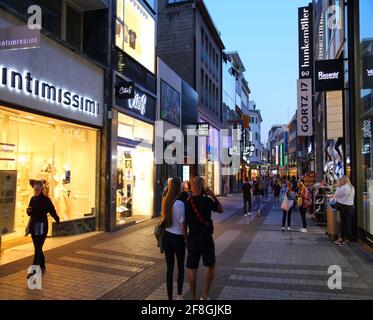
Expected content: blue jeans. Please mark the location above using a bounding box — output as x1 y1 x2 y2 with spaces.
256 195 262 211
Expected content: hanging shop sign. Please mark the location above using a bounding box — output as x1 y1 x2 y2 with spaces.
0 170 17 235
297 78 313 136
315 59 344 92
363 56 373 89
298 5 313 80
116 81 135 99
0 25 40 51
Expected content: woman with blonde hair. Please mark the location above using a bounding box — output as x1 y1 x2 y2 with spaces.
161 177 187 300
334 175 355 246
297 180 309 233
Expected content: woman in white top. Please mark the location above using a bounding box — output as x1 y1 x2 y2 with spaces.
161 177 187 300
334 175 355 246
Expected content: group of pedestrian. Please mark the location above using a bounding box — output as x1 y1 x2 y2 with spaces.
279 178 310 233
160 176 224 300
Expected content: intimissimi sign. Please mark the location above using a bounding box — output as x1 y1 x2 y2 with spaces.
298 5 314 80
0 67 99 116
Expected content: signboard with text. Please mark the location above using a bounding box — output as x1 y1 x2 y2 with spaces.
0 170 17 235
363 56 373 89
115 77 156 121
116 81 135 99
297 78 313 136
298 6 313 80
315 59 344 92
0 26 40 51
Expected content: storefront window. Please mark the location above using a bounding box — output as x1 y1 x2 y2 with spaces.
116 114 154 226
0 106 98 241
359 0 373 235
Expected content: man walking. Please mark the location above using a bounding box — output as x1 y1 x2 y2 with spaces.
185 176 224 300
242 178 252 216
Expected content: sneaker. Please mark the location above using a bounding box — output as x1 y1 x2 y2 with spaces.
248 212 252 216
300 228 308 233
282 227 285 232
244 213 248 217
176 295 183 300
287 227 291 231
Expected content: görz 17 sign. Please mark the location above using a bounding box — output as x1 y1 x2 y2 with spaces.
297 78 313 136
315 59 344 92
298 6 313 79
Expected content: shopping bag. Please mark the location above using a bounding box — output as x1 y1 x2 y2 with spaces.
281 196 294 212
25 218 31 236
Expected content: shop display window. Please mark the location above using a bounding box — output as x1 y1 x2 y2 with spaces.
0 106 98 240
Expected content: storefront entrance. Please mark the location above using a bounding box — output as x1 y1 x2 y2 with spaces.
116 113 154 226
0 106 98 249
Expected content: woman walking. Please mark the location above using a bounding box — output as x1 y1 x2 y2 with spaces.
297 180 310 233
281 182 295 232
253 177 264 216
162 177 187 300
27 181 60 278
334 176 355 246
273 179 281 203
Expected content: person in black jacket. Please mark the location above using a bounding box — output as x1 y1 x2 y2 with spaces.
27 180 60 277
242 178 252 216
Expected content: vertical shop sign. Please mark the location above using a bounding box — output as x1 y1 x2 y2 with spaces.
298 5 313 79
0 170 17 235
297 78 313 136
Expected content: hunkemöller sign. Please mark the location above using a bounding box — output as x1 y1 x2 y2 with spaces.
298 5 313 80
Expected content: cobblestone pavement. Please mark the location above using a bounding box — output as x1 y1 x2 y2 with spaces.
1 194 373 300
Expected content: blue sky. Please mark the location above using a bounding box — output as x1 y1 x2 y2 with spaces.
204 0 308 142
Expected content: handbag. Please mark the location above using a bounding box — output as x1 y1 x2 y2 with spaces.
154 219 166 253
297 196 303 208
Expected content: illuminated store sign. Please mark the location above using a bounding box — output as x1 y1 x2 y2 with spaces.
128 93 147 115
115 77 156 121
0 66 99 117
116 0 156 73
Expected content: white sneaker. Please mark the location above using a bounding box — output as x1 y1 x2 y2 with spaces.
287 227 291 231
176 295 183 300
301 228 308 233
248 212 252 216
282 227 285 232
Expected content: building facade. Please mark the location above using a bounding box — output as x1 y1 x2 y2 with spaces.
0 0 109 249
157 0 225 195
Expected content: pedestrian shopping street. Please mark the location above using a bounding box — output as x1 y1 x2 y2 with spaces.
1 194 373 300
